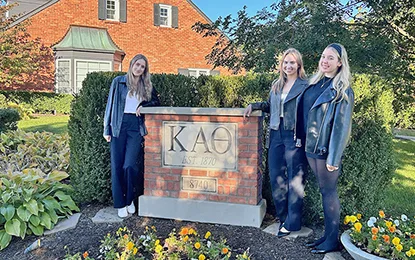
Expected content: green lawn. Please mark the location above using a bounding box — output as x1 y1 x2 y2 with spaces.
383 139 415 217
18 115 69 134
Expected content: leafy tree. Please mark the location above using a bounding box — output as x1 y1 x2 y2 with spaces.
0 3 54 90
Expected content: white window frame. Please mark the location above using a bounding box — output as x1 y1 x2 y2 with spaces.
74 59 112 93
106 0 120 21
159 4 172 28
55 59 72 93
188 68 210 77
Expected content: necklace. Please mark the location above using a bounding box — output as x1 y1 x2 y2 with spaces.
320 77 333 88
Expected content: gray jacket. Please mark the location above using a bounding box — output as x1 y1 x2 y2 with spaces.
251 78 308 141
304 84 354 167
103 75 160 138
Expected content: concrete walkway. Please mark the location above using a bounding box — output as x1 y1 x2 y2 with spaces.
395 135 415 142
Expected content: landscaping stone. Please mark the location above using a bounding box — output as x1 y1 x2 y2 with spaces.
44 213 81 235
91 207 130 223
262 222 313 240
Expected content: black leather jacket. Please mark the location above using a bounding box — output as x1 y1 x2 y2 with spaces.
103 75 160 138
251 78 308 142
303 83 354 167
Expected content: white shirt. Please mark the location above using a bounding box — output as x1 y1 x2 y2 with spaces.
124 91 142 113
280 93 288 117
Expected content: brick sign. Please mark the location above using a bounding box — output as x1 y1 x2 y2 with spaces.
162 121 237 170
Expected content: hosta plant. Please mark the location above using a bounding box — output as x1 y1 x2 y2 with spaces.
0 168 79 250
345 211 415 259
64 226 251 260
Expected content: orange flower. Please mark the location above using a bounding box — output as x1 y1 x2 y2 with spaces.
382 235 390 243
180 227 189 236
222 247 229 254
372 235 377 241
371 227 379 235
389 226 396 233
83 252 89 258
379 210 385 218
123 234 128 239
411 234 415 239
194 242 201 249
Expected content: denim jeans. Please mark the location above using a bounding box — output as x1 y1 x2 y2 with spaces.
268 118 306 231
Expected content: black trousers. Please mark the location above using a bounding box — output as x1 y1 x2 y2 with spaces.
110 114 143 208
268 118 307 231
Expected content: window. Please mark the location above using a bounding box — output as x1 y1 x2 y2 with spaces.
178 68 220 77
56 60 71 93
75 60 111 93
106 0 119 20
154 4 178 28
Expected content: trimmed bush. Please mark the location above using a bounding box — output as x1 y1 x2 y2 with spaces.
0 90 73 114
69 72 396 223
0 108 20 132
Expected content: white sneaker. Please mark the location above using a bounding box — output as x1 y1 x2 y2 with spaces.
127 201 135 214
118 207 128 218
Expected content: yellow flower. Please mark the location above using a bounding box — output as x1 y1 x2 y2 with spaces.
204 231 211 239
410 247 415 256
406 251 412 257
350 215 358 223
189 228 197 235
222 247 229 254
82 251 89 259
396 244 403 252
385 221 392 228
194 242 201 249
127 241 134 251
392 237 400 246
354 222 362 233
344 215 351 224
155 244 163 254
133 247 138 255
155 239 160 246
183 235 189 242
198 254 206 260
379 210 385 218
179 227 189 236
357 213 362 219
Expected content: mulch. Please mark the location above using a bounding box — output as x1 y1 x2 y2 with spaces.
0 203 353 260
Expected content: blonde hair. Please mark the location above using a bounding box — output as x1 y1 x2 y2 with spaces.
126 54 153 101
271 48 306 93
309 43 351 102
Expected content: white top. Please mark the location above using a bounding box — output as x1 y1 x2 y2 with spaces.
124 91 142 113
280 93 288 117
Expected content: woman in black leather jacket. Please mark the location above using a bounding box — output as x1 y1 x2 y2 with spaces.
103 54 160 218
301 43 354 254
244 48 308 238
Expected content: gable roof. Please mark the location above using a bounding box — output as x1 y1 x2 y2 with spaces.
52 25 125 54
9 0 213 28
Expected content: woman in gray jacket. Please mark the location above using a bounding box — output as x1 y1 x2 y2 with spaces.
301 43 354 254
244 48 308 237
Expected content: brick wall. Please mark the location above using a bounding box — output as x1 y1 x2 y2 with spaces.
143 113 263 206
22 0 229 75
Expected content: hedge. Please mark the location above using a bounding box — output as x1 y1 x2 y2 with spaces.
0 108 20 132
69 72 396 223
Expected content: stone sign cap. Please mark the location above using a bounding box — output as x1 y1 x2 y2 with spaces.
140 107 262 116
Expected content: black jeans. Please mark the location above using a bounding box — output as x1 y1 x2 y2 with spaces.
268 118 306 231
110 114 143 208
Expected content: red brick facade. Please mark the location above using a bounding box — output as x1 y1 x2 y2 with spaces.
143 113 263 206
10 0 230 91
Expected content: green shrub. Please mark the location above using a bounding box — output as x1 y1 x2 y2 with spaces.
0 130 78 250
0 108 20 132
0 90 74 114
68 72 124 203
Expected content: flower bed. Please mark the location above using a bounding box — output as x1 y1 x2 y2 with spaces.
344 211 415 259
64 226 251 260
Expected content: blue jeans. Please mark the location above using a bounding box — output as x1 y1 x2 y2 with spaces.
268 118 306 231
110 114 143 208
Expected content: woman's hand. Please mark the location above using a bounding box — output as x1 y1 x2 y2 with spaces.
136 106 142 117
326 164 339 172
104 135 111 142
243 104 252 120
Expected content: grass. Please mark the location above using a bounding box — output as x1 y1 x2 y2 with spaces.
18 115 69 134
383 139 415 217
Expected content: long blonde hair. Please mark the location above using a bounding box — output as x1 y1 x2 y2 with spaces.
271 48 306 93
126 54 153 101
309 43 351 102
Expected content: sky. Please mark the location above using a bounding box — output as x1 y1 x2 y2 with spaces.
191 0 277 21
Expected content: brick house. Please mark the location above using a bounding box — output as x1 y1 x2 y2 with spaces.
6 0 228 93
